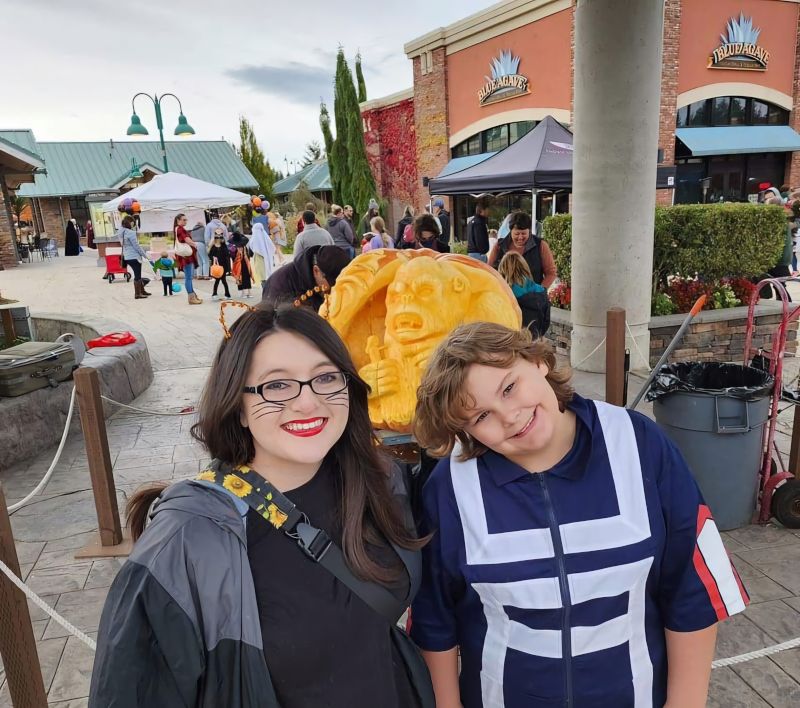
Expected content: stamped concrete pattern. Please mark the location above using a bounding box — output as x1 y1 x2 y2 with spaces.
1 252 800 706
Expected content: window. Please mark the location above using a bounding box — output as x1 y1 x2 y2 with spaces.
687 100 707 126
751 100 769 125
484 124 509 152
677 97 789 128
768 105 789 125
510 120 535 142
712 97 730 125
451 120 541 159
729 97 747 126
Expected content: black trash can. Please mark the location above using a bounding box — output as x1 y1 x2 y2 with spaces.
647 362 774 531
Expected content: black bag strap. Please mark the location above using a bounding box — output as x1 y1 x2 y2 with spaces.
203 460 412 625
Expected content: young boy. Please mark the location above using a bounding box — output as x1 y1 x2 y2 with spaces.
153 251 176 296
411 322 748 708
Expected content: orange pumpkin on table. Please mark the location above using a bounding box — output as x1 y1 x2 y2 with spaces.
321 248 521 432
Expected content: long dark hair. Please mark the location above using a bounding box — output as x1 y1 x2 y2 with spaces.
173 213 186 231
128 304 423 582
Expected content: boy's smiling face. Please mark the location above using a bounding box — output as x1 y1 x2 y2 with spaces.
461 356 562 467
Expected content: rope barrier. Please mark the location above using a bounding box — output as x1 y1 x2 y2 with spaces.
571 337 607 371
8 387 77 513
100 396 195 417
712 635 800 669
625 322 653 373
0 559 96 651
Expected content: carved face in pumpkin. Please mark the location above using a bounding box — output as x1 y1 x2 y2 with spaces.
385 258 468 345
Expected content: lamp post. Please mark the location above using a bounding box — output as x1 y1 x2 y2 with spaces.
126 93 195 172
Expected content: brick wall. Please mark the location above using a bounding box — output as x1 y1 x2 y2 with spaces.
39 197 71 246
0 200 16 269
363 97 419 232
413 48 449 210
546 306 797 368
655 0 682 208
787 3 800 188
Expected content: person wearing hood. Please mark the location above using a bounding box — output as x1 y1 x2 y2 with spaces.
89 304 429 708
326 204 356 260
249 222 276 293
65 218 81 256
192 220 211 278
262 245 349 312
395 206 415 249
360 199 381 238
432 198 450 253
206 213 230 244
488 211 557 289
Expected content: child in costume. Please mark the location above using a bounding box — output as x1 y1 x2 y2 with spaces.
152 251 176 296
231 232 255 299
411 322 749 708
207 230 233 301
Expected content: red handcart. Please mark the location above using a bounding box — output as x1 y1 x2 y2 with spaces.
103 251 132 284
744 277 800 527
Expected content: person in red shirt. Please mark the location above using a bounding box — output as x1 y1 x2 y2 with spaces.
174 213 203 305
295 202 319 235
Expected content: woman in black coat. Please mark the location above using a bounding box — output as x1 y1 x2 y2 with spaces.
394 206 415 249
64 219 80 256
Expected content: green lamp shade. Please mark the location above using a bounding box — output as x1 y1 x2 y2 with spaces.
126 113 149 137
174 114 195 136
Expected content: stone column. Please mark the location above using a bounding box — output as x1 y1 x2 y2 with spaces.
570 0 664 373
786 2 800 188
656 0 682 207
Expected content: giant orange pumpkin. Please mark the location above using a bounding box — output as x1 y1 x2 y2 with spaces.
321 248 522 432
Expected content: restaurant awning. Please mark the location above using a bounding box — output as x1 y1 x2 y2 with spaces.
675 126 800 157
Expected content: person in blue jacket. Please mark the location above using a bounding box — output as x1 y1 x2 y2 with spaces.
411 321 749 708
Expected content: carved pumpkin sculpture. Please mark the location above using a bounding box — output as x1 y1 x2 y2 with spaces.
321 248 522 432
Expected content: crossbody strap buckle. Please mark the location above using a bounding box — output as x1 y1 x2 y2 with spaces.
295 521 332 562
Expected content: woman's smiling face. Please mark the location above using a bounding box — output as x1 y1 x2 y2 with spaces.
461 356 561 465
241 331 350 471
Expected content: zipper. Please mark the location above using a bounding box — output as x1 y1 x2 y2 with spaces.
538 473 573 708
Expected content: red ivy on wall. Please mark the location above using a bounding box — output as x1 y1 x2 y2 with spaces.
362 98 418 206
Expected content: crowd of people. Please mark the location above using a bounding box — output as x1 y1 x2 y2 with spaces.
112 196 558 338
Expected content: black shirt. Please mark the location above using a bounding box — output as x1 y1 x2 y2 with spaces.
467 213 489 254
246 462 418 708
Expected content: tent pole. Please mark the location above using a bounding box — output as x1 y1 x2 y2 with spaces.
532 189 537 232
551 192 557 216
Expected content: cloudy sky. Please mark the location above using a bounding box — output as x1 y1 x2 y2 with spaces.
4 0 490 172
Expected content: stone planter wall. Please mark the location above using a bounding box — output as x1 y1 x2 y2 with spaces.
1 313 153 467
546 303 798 367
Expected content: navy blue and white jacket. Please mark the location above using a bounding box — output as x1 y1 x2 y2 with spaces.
411 395 749 708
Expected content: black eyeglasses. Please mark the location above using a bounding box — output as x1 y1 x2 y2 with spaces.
243 371 349 403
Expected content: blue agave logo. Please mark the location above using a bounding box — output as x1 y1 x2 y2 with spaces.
720 12 761 45
487 50 521 82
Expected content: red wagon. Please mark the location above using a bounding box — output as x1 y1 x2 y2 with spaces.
745 277 800 528
103 251 132 284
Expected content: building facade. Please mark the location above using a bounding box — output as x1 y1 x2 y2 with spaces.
362 0 800 233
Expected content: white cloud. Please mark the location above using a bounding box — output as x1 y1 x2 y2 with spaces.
3 0 489 169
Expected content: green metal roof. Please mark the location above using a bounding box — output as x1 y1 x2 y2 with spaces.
0 130 44 162
273 159 332 196
17 140 258 197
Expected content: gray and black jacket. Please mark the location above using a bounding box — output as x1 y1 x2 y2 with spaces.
88 480 280 707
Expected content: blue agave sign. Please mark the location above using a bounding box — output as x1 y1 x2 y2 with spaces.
709 12 769 70
478 50 529 106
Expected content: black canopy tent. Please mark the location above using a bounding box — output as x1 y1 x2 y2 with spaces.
428 115 676 198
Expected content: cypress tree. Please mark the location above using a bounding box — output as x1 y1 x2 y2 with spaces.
331 49 352 205
319 100 337 200
355 53 367 104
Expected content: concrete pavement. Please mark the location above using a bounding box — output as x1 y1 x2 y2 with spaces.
1 249 800 706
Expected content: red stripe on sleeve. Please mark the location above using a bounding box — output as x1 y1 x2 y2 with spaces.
693 505 728 621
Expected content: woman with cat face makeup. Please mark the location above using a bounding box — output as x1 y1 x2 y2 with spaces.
89 304 429 708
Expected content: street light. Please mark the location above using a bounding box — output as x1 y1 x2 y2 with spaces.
125 92 195 172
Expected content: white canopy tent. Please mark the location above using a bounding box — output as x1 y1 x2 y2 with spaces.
101 172 252 233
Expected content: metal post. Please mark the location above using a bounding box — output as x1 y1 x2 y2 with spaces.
153 98 169 172
0 484 49 708
73 367 123 548
606 308 626 406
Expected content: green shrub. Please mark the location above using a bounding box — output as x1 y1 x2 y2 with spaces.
651 292 677 317
541 214 572 285
451 241 468 256
541 203 786 293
